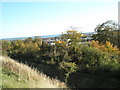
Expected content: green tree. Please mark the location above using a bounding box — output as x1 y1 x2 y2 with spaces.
40 43 52 62
2 40 12 56
59 61 77 83
10 40 25 59
92 20 120 47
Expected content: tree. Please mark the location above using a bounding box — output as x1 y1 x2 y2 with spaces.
33 36 42 45
24 37 33 44
2 40 12 56
61 28 82 45
92 20 120 48
59 61 77 83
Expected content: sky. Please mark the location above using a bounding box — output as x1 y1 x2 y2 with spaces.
0 0 120 39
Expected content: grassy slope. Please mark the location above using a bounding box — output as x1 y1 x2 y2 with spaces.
25 61 120 88
0 56 67 88
1 56 120 88
20 60 120 88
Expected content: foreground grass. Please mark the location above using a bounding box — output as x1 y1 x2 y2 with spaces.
0 56 67 88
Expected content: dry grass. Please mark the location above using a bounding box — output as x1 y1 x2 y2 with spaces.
0 56 68 88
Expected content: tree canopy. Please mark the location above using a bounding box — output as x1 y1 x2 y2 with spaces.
61 30 82 45
92 20 120 48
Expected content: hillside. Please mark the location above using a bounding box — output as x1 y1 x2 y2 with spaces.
26 62 120 88
0 56 67 88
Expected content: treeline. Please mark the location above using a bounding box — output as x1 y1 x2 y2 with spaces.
1 20 120 82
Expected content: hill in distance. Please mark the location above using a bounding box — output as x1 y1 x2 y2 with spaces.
0 56 67 88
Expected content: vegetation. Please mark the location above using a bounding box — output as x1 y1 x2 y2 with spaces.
1 20 120 88
92 20 120 48
61 30 82 44
1 56 67 88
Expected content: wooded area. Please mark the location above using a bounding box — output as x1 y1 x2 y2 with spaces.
1 20 120 88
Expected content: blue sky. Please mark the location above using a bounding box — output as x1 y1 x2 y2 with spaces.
1 0 119 39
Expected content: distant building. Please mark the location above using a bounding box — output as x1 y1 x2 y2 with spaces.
81 32 96 42
41 32 96 45
42 37 60 45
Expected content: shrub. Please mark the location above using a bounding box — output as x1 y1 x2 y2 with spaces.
77 44 120 79
59 61 77 83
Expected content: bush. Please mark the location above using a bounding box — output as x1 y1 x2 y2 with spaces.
80 46 105 68
78 45 120 79
59 61 77 83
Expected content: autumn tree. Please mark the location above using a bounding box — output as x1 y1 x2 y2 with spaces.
61 27 82 45
24 37 33 44
92 20 120 48
33 36 42 45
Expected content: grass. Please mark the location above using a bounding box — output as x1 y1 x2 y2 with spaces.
1 56 120 88
0 56 67 88
26 62 65 82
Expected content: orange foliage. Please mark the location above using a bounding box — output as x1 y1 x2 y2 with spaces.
90 40 119 54
56 40 65 44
